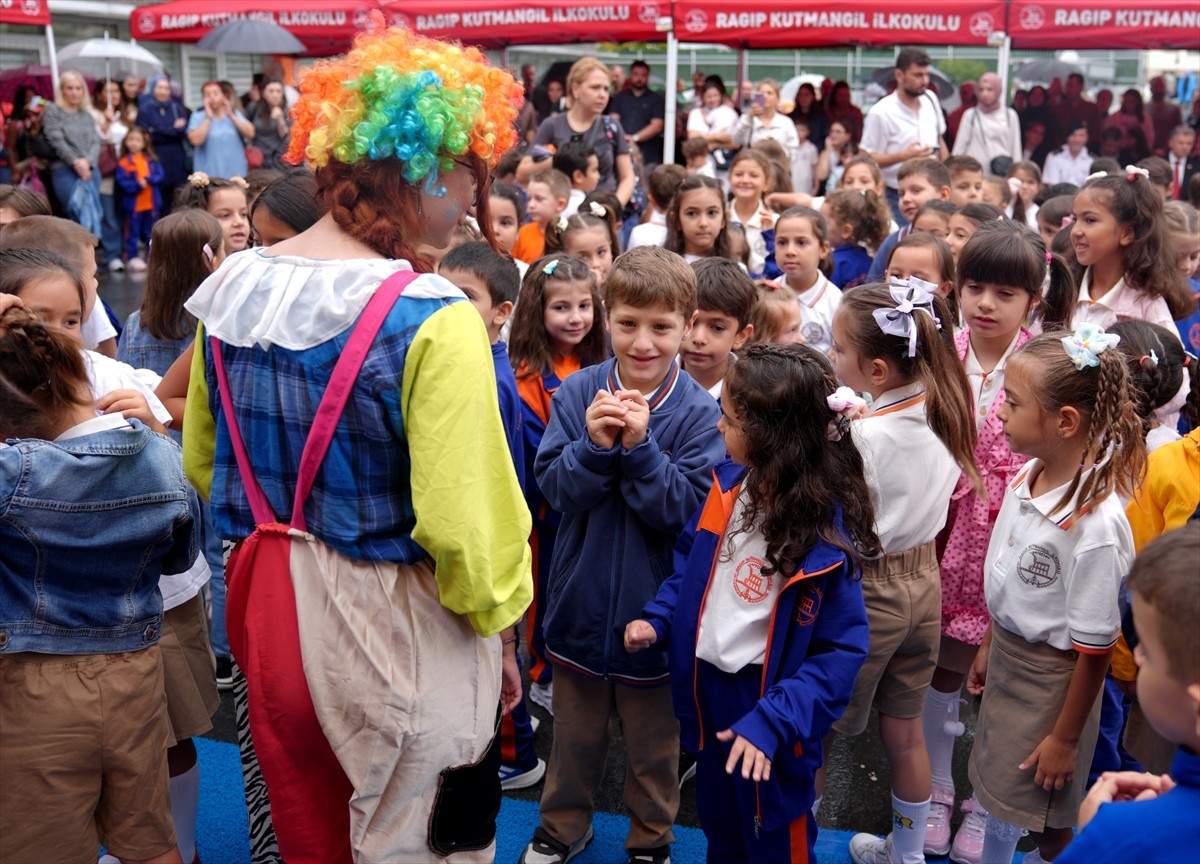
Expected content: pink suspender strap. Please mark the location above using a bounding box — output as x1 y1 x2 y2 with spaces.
211 269 418 530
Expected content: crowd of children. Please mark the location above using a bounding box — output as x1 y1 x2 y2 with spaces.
2 27 1200 864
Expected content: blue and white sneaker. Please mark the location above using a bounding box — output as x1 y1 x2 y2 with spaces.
500 757 546 790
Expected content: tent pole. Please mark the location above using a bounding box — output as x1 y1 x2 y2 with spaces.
664 31 678 167
736 46 747 106
46 23 60 93
997 35 1011 106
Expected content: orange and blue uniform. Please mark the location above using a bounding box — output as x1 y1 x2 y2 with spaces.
114 153 163 261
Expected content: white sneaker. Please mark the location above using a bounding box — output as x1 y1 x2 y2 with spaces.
107 258 125 272
530 714 541 734
127 256 147 272
520 826 593 864
849 833 895 864
499 757 546 790
529 680 554 715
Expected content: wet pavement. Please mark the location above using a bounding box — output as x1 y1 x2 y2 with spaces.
101 269 993 844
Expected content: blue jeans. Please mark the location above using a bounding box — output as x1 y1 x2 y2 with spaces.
99 190 122 265
885 185 904 224
199 499 230 659
50 164 102 236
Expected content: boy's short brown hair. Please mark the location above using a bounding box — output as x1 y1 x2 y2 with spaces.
692 257 756 329
605 246 697 320
0 215 96 273
529 168 572 203
648 163 686 210
943 154 983 177
898 157 951 190
1127 522 1200 683
682 137 709 160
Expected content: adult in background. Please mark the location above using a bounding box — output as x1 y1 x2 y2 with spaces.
789 82 830 150
686 78 739 173
42 69 101 236
860 48 948 221
186 81 254 180
952 72 1021 172
92 78 129 271
248 78 291 171
1056 73 1102 149
518 57 635 208
733 78 799 162
138 75 191 213
827 80 864 144
1148 76 1183 158
945 81 976 149
610 60 666 172
183 18 531 861
1105 89 1155 163
1018 85 1057 152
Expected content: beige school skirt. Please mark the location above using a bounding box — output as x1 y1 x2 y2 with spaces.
968 623 1103 832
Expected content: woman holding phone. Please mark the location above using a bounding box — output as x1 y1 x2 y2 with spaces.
732 78 799 163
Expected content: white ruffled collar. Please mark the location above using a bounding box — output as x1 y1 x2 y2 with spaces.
184 248 464 350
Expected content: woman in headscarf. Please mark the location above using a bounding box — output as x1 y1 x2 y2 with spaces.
952 72 1022 171
137 74 191 213
182 17 531 862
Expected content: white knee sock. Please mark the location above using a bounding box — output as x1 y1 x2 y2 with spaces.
811 795 823 819
889 793 930 864
171 764 200 864
981 814 1024 864
923 685 961 794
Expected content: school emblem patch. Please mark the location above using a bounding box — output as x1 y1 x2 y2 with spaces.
795 584 823 627
1017 543 1061 588
733 555 771 603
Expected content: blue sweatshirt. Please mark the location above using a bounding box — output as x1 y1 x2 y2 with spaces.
492 341 525 491
639 460 869 831
534 358 724 684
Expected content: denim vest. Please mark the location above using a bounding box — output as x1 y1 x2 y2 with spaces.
0 420 196 655
117 309 193 378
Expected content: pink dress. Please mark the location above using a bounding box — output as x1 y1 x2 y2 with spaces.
937 328 1031 646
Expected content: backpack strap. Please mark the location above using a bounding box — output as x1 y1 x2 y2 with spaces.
290 269 417 530
210 268 418 530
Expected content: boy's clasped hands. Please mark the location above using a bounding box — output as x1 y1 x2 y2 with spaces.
586 388 649 450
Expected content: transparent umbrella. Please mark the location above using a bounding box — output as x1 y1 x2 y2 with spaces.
57 33 164 84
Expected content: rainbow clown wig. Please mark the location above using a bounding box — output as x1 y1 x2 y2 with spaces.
285 13 523 197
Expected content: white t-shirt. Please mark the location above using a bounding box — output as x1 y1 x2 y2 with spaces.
729 205 771 276
81 303 118 351
697 487 776 673
629 222 668 249
83 350 173 426
964 329 1021 421
564 189 585 218
1042 146 1095 187
794 140 819 197
852 382 960 552
789 271 841 355
985 459 1130 653
861 91 947 190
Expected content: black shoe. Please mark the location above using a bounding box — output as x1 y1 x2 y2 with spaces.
519 826 593 864
215 656 234 691
628 845 671 864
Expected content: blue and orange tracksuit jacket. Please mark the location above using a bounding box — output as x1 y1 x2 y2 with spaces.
639 460 870 833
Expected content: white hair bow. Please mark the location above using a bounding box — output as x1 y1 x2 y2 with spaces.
588 201 606 218
1061 324 1120 370
874 276 942 358
556 215 569 231
1085 170 1109 182
1125 164 1150 182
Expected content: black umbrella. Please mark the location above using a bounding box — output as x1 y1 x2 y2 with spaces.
869 65 954 100
1013 58 1083 85
196 19 306 55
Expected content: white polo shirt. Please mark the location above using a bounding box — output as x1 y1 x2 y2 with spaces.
1072 269 1126 330
1042 146 1095 188
861 91 946 190
697 486 776 673
964 329 1022 421
787 270 842 355
984 459 1130 653
851 382 960 553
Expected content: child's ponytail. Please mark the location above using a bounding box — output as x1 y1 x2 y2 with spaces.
838 282 983 493
545 201 621 260
0 303 91 440
1107 320 1190 434
825 189 890 251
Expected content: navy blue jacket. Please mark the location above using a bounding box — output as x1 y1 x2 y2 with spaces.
534 358 724 684
492 341 525 494
640 460 869 830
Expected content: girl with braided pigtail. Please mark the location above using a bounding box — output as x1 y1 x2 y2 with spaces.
966 327 1146 864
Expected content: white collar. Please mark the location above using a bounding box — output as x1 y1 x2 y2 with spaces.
56 413 132 441
1078 268 1127 310
964 329 1022 377
793 271 832 307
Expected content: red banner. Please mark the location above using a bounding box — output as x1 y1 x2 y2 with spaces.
1008 1 1200 50
672 0 1007 47
0 0 51 27
380 0 666 48
129 1 380 54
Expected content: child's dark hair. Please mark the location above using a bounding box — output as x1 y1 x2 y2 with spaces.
0 184 51 219
944 155 983 177
723 343 881 575
1089 157 1122 176
508 254 607 376
915 199 957 226
1037 194 1076 235
682 137 710 162
489 182 525 223
836 284 983 490
173 174 249 213
1043 181 1080 200
243 169 283 205
898 157 951 190
647 164 686 211
606 245 698 319
119 124 157 161
1108 319 1196 432
143 210 223 341
545 201 620 260
440 241 520 306
664 175 731 260
776 206 834 277
0 304 91 440
0 215 96 275
889 232 958 321
552 141 595 183
1126 523 1200 684
0 247 85 312
1072 173 1195 318
1009 333 1146 516
692 257 756 329
495 148 522 181
1136 156 1173 190
958 220 1074 331
956 202 1005 228
250 170 322 242
825 189 891 250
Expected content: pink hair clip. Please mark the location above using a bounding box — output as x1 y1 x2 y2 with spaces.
1045 251 1053 264
202 243 214 264
1060 214 1075 229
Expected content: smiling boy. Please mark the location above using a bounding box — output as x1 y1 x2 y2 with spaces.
522 246 725 864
